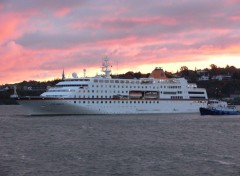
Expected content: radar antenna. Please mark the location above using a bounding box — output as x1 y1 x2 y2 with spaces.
102 57 111 79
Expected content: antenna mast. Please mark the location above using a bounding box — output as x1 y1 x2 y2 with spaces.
102 57 111 79
83 69 86 77
62 69 65 80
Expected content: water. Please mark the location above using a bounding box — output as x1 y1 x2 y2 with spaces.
1 105 240 176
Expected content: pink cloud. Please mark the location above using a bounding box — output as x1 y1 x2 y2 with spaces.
54 7 71 17
71 16 178 31
1 0 240 84
0 14 23 43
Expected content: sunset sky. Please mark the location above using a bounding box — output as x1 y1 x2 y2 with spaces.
1 0 240 84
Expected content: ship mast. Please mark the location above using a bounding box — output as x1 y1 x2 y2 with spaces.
62 69 65 80
102 57 111 79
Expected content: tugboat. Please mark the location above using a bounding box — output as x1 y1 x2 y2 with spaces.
200 100 240 115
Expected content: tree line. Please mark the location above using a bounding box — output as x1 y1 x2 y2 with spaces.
1 64 240 104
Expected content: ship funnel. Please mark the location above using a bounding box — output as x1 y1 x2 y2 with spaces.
149 67 167 79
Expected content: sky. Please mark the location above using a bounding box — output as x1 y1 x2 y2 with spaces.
0 0 240 84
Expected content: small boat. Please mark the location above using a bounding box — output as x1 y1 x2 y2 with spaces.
200 100 240 115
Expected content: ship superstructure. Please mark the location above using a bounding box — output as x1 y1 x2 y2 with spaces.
17 58 208 115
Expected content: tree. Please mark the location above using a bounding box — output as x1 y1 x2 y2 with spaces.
180 66 188 72
180 66 189 78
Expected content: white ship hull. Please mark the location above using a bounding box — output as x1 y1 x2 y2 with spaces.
18 98 207 115
16 60 208 116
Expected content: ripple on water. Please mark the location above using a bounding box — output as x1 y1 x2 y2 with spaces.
1 105 240 176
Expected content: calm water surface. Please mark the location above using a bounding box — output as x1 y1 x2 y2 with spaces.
1 105 240 176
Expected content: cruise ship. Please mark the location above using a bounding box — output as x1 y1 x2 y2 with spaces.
17 58 208 115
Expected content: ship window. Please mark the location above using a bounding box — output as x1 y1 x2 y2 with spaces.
74 101 76 103
122 101 124 103
105 80 109 83
163 92 177 95
88 101 90 104
110 80 114 83
94 79 98 83
120 80 124 83
79 101 81 103
109 101 111 103
188 91 205 94
101 101 103 103
115 80 119 83
105 101 107 103
126 80 129 83
83 101 85 103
